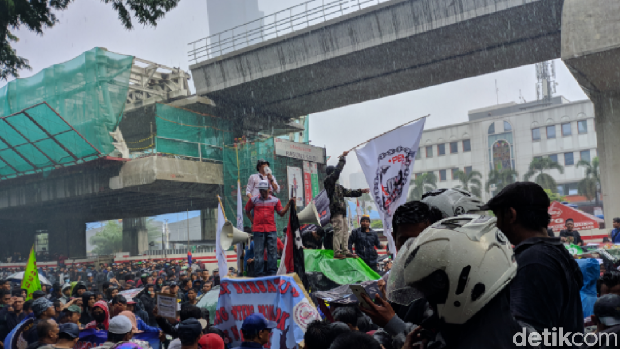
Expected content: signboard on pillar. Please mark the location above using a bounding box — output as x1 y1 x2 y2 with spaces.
310 162 319 198
303 162 313 206
287 166 304 207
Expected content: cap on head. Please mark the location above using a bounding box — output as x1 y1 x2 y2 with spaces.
360 215 370 223
325 165 336 176
594 294 620 327
178 318 203 341
59 323 80 339
257 180 269 191
241 313 277 333
109 315 133 334
481 182 550 212
256 159 270 172
199 334 224 349
67 305 82 314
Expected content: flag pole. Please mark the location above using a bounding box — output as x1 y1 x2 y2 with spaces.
346 114 429 152
217 195 227 220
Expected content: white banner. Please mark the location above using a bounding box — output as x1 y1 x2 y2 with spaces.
355 118 426 254
287 166 304 207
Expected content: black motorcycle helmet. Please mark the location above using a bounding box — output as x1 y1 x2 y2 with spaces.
256 159 270 172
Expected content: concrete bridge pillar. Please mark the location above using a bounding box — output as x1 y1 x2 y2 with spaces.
562 0 620 230
122 218 149 256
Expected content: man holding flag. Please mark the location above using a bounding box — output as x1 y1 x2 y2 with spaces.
245 180 294 277
324 151 369 260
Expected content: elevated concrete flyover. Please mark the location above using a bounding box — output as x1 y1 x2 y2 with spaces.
189 0 564 119
0 156 222 258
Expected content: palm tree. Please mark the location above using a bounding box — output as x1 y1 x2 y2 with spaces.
524 157 564 192
485 168 519 195
454 169 483 197
576 157 600 205
408 172 437 201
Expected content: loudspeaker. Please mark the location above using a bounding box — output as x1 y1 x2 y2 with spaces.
220 222 251 250
298 202 322 226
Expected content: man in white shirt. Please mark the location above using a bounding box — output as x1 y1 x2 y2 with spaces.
246 159 279 199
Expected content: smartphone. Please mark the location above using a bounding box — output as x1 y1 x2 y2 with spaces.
349 285 373 309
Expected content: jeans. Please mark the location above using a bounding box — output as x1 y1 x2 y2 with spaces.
253 231 277 277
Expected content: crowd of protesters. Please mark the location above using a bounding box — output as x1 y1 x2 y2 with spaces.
0 154 618 348
0 259 229 349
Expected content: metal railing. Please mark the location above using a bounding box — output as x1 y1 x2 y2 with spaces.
188 0 390 64
145 247 216 256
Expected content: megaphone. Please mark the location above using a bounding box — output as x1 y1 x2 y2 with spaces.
220 221 251 250
297 202 322 226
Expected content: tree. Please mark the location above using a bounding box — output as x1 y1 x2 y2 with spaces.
544 189 566 203
370 220 383 229
454 169 483 197
485 168 519 194
524 157 564 192
89 220 123 255
576 157 600 204
407 172 437 201
1 0 180 80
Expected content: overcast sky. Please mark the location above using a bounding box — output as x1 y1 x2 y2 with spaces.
2 0 589 185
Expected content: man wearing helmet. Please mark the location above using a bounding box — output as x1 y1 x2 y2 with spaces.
482 182 584 335
246 159 279 200
393 215 530 348
245 180 294 277
324 151 369 259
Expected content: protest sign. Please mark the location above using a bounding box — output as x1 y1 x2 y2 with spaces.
119 288 143 303
157 293 178 319
215 274 320 349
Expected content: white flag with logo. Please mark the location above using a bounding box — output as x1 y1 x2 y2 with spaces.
355 118 426 255
215 197 229 278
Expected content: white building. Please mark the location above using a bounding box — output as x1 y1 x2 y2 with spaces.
412 96 597 202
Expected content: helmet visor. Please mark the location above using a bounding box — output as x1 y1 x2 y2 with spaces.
387 238 425 305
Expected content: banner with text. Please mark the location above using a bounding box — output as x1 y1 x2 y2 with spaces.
214 275 319 349
310 162 319 198
303 161 313 206
356 118 426 254
274 139 325 164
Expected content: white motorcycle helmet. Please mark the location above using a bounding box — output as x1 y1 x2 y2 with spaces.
387 214 516 324
257 180 269 191
421 188 485 218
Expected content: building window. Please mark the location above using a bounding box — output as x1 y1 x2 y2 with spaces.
451 168 459 180
450 142 458 154
548 154 558 163
564 152 574 166
415 150 421 160
580 150 591 163
488 123 495 135
578 120 588 134
439 169 447 181
503 121 512 131
492 140 512 170
546 125 556 139
561 123 572 136
463 139 471 152
532 128 541 141
438 144 446 156
426 146 433 158
465 166 472 175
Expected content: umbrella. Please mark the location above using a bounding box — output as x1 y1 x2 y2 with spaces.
5 272 52 286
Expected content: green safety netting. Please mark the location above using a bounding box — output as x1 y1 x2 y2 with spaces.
155 103 233 161
0 103 101 178
0 47 133 161
304 249 380 285
222 139 326 234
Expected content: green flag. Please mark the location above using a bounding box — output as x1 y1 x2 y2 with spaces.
21 247 41 301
